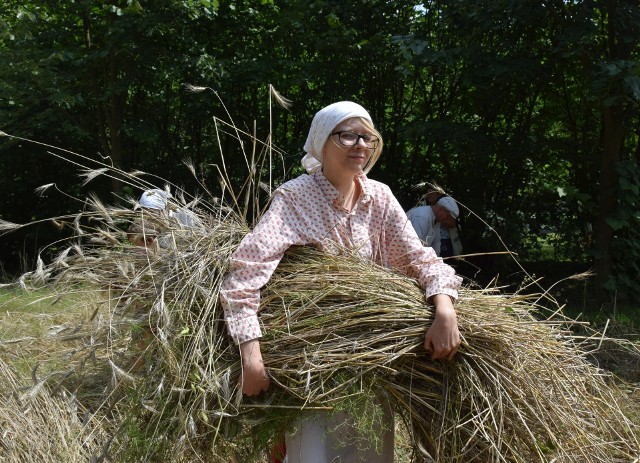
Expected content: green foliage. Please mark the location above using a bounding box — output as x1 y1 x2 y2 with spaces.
593 60 640 107
1 0 640 297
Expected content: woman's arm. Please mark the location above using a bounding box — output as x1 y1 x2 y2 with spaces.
382 189 462 359
220 192 304 395
220 193 303 344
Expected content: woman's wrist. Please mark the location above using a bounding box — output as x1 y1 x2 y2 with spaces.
240 339 262 361
432 294 455 311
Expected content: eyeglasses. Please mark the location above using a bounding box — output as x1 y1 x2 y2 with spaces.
330 131 380 149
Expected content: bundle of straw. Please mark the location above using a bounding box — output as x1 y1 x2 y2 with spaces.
12 195 638 463
261 246 640 462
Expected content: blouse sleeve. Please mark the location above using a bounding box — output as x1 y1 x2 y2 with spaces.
384 191 461 301
220 192 303 344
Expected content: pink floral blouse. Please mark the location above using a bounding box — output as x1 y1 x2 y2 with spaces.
220 171 462 344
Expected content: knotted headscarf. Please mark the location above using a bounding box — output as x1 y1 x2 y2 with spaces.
138 188 171 211
302 101 373 174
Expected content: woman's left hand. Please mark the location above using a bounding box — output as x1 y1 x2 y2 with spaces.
424 294 460 360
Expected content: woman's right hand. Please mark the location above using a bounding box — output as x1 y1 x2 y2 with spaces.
239 339 270 396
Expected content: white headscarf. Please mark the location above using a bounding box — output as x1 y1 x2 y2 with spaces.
138 189 171 211
302 101 372 174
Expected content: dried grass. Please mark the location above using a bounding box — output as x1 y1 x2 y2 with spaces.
0 356 111 463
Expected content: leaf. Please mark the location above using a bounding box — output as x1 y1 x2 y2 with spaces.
603 95 623 107
606 217 627 231
327 12 340 28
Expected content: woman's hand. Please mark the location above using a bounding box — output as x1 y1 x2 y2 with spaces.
239 339 270 396
424 294 460 360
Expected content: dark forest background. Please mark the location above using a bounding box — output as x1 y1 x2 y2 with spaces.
1 0 639 313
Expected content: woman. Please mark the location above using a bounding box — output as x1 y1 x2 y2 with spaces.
220 101 461 462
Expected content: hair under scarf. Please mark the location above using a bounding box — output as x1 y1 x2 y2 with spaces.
301 101 373 174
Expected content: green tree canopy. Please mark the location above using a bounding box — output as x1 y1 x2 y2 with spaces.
1 0 639 307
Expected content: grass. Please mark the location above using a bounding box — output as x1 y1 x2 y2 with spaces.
0 286 102 379
0 356 112 463
14 237 640 461
0 287 115 463
0 282 417 461
0 287 88 334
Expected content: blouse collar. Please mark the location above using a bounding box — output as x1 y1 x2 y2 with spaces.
312 171 373 209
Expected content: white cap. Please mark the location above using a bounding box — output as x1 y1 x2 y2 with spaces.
437 196 459 218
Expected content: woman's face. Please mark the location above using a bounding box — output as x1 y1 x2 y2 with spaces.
322 118 374 177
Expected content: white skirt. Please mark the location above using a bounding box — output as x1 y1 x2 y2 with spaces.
284 403 394 463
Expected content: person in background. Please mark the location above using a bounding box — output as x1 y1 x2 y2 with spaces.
425 186 461 258
125 188 202 369
127 189 170 248
127 188 201 249
407 187 462 258
432 196 461 258
220 101 462 463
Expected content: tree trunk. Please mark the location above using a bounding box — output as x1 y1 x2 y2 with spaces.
107 16 126 195
594 104 622 305
81 4 127 194
593 0 626 306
